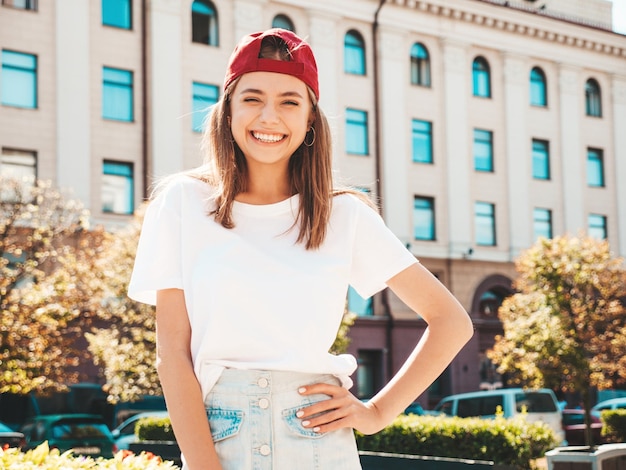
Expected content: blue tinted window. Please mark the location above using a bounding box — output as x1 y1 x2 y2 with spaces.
585 79 602 117
344 30 366 75
2 0 38 10
192 0 219 46
346 108 368 155
347 286 373 316
102 0 132 29
472 57 491 98
475 201 496 246
533 208 552 240
412 119 432 163
102 67 133 121
532 139 550 180
410 43 430 86
272 14 295 32
588 214 607 240
192 82 219 133
1 50 37 109
414 197 435 241
474 129 493 172
102 160 134 214
530 67 547 107
587 148 604 187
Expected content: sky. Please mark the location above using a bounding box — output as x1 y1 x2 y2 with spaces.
612 0 626 34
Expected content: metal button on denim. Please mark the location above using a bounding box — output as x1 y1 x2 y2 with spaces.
260 444 271 456
257 377 269 388
259 398 270 409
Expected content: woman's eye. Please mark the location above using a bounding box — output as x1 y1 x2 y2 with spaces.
243 97 260 102
283 101 299 106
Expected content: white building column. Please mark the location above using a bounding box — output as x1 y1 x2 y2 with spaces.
502 53 530 257
233 0 266 42
148 0 183 179
378 28 410 243
612 75 626 258
56 0 91 205
442 39 472 257
558 64 585 234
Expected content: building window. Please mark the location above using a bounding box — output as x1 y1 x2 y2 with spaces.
1 0 38 10
533 208 552 240
474 129 493 172
532 139 550 180
102 160 134 215
585 78 602 117
410 43 430 87
102 66 133 122
102 0 131 29
1 50 37 109
345 108 368 155
192 0 219 46
347 286 373 316
411 119 432 163
472 56 491 98
530 66 547 107
357 350 383 399
344 30 366 75
414 196 435 241
1 147 36 184
587 148 605 187
272 14 295 32
588 214 607 240
192 82 218 133
475 201 496 246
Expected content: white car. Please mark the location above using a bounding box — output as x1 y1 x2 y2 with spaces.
111 411 169 452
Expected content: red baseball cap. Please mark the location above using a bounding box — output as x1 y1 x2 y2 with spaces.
223 28 319 100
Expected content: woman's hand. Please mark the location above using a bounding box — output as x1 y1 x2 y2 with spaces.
296 383 385 435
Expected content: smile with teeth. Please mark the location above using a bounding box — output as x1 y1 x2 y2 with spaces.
252 131 286 143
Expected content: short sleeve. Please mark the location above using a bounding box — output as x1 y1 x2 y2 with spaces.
127 180 184 305
349 199 418 299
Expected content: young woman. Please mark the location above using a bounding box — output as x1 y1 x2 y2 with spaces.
129 28 474 470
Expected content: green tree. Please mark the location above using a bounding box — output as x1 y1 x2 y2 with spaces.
488 234 626 446
0 176 90 394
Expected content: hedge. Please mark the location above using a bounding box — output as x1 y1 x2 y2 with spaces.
355 414 559 470
601 409 626 442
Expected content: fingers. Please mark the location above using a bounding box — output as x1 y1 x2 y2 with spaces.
296 383 362 433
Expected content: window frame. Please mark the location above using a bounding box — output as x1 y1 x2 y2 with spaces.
533 207 553 240
585 78 602 118
411 119 433 164
102 160 134 215
587 147 605 188
1 49 38 109
532 139 550 180
345 108 369 156
101 0 132 30
271 13 295 32
413 196 436 241
344 30 366 76
191 81 219 133
102 66 134 122
588 213 607 240
530 66 547 107
472 56 491 98
191 0 219 46
1 0 38 10
473 128 494 172
410 42 431 87
475 201 496 246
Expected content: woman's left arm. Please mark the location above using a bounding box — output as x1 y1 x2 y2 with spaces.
298 262 474 435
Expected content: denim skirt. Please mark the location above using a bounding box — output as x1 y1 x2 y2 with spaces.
187 368 362 470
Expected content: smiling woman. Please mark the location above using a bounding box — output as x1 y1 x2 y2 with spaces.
128 28 473 470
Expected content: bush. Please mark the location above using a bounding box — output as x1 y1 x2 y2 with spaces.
355 414 559 470
136 416 176 441
601 409 626 442
0 442 178 469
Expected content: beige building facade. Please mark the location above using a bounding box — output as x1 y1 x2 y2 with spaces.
1 0 625 405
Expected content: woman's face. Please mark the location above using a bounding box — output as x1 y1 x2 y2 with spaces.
230 71 312 171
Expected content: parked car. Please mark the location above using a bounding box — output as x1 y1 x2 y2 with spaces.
432 388 565 443
403 402 425 416
20 414 114 458
591 397 626 418
561 409 604 446
0 421 25 449
111 410 169 452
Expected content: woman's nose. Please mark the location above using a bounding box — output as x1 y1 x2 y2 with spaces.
259 103 279 124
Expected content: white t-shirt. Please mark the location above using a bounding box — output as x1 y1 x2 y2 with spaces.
128 175 417 398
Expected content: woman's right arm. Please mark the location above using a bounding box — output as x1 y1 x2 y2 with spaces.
156 288 223 470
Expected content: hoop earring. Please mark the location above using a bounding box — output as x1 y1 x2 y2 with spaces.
304 127 316 147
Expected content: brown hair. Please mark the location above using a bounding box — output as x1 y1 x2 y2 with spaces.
186 36 370 250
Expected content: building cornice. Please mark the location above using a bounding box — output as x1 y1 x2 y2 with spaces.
386 0 626 59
